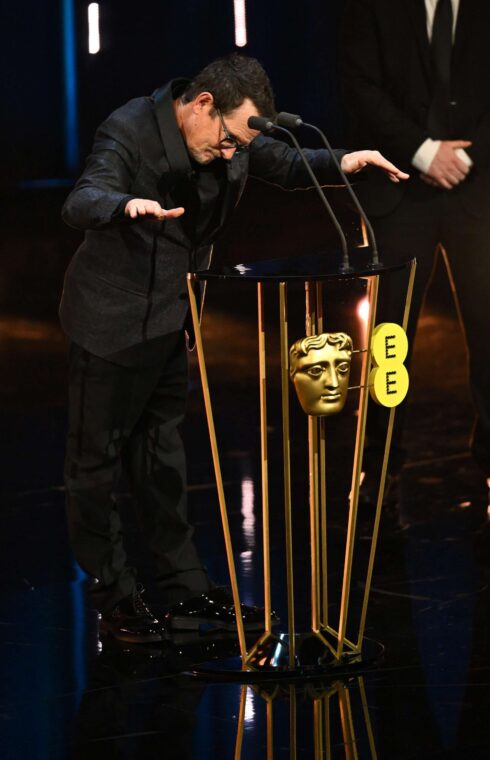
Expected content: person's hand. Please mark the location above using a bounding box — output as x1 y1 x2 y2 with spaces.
422 140 472 190
125 199 185 220
340 150 410 182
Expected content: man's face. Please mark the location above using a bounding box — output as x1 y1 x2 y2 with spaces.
291 343 352 416
183 94 260 164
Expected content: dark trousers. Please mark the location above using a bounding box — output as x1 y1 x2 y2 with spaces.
64 331 210 614
366 186 490 474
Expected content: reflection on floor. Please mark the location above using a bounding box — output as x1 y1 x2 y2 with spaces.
1 295 490 759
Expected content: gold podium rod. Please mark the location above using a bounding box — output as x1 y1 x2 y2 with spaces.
187 274 247 660
358 677 378 759
337 275 379 658
313 698 323 759
324 693 332 760
305 282 321 632
290 684 297 760
279 282 296 666
257 283 272 632
309 416 321 631
234 685 247 760
356 259 417 648
267 701 274 760
316 282 329 627
339 685 359 760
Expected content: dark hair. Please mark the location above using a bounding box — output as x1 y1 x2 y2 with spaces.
182 54 276 118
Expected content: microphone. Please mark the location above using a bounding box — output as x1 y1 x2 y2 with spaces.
248 116 275 132
276 111 381 268
248 116 352 272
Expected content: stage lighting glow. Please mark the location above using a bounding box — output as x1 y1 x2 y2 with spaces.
62 0 79 171
357 296 370 324
244 687 255 723
241 477 256 549
88 3 100 54
234 0 247 47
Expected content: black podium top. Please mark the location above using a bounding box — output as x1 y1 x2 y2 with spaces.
191 249 415 283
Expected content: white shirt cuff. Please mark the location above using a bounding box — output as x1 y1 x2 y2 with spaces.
411 138 441 173
412 140 474 174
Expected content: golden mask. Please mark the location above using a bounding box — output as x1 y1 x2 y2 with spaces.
289 332 353 416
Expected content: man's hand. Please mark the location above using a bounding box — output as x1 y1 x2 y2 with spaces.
125 199 185 220
421 140 472 190
340 150 410 182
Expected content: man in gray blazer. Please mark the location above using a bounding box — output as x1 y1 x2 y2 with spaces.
61 53 407 642
341 0 490 505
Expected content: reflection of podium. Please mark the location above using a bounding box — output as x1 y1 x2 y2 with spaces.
188 250 415 678
235 676 378 758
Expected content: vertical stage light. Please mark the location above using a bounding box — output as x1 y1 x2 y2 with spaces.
62 0 79 173
88 3 100 54
234 0 247 47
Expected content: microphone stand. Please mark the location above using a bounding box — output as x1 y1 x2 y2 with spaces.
276 112 382 269
248 116 353 273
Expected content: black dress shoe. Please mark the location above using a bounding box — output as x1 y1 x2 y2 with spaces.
165 587 280 632
99 587 168 643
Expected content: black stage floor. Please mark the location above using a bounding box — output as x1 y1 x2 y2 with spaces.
1 274 490 759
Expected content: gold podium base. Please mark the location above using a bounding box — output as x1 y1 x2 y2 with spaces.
191 635 384 683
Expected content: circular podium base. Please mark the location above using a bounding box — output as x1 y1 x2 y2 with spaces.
191 632 384 683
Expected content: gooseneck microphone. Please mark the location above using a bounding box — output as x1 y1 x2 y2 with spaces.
248 115 352 273
249 116 275 132
275 112 381 267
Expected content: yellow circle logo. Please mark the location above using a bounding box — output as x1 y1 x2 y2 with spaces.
369 323 409 407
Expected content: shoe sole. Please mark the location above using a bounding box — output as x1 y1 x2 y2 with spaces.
99 621 166 644
169 616 278 632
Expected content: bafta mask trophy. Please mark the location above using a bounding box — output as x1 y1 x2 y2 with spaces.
289 332 353 416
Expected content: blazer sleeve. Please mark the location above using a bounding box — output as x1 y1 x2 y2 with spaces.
61 108 139 231
341 0 428 165
466 112 490 169
248 135 347 189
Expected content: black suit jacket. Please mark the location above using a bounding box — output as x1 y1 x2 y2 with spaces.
341 0 490 217
60 79 346 357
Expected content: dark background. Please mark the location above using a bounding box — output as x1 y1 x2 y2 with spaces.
0 0 346 186
0 0 350 321
2 8 489 759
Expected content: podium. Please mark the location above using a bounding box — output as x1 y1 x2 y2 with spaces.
187 249 415 679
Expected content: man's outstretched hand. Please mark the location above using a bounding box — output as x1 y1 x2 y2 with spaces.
340 150 410 183
125 199 185 220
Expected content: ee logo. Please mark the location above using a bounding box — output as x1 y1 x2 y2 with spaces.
369 323 409 407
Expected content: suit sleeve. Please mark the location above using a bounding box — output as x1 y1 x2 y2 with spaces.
61 108 139 231
341 0 428 166
466 113 490 168
248 134 347 189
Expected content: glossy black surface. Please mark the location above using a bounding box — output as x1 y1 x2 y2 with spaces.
2 256 490 759
193 248 412 281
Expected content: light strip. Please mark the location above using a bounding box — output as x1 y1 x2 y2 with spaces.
234 0 247 47
62 0 79 172
88 3 100 54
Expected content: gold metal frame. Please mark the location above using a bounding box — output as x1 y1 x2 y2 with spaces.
187 259 416 672
234 676 378 759
187 274 247 659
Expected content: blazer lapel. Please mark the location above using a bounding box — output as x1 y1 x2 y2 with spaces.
452 0 472 77
218 151 249 229
197 146 249 244
407 0 432 83
152 80 200 241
